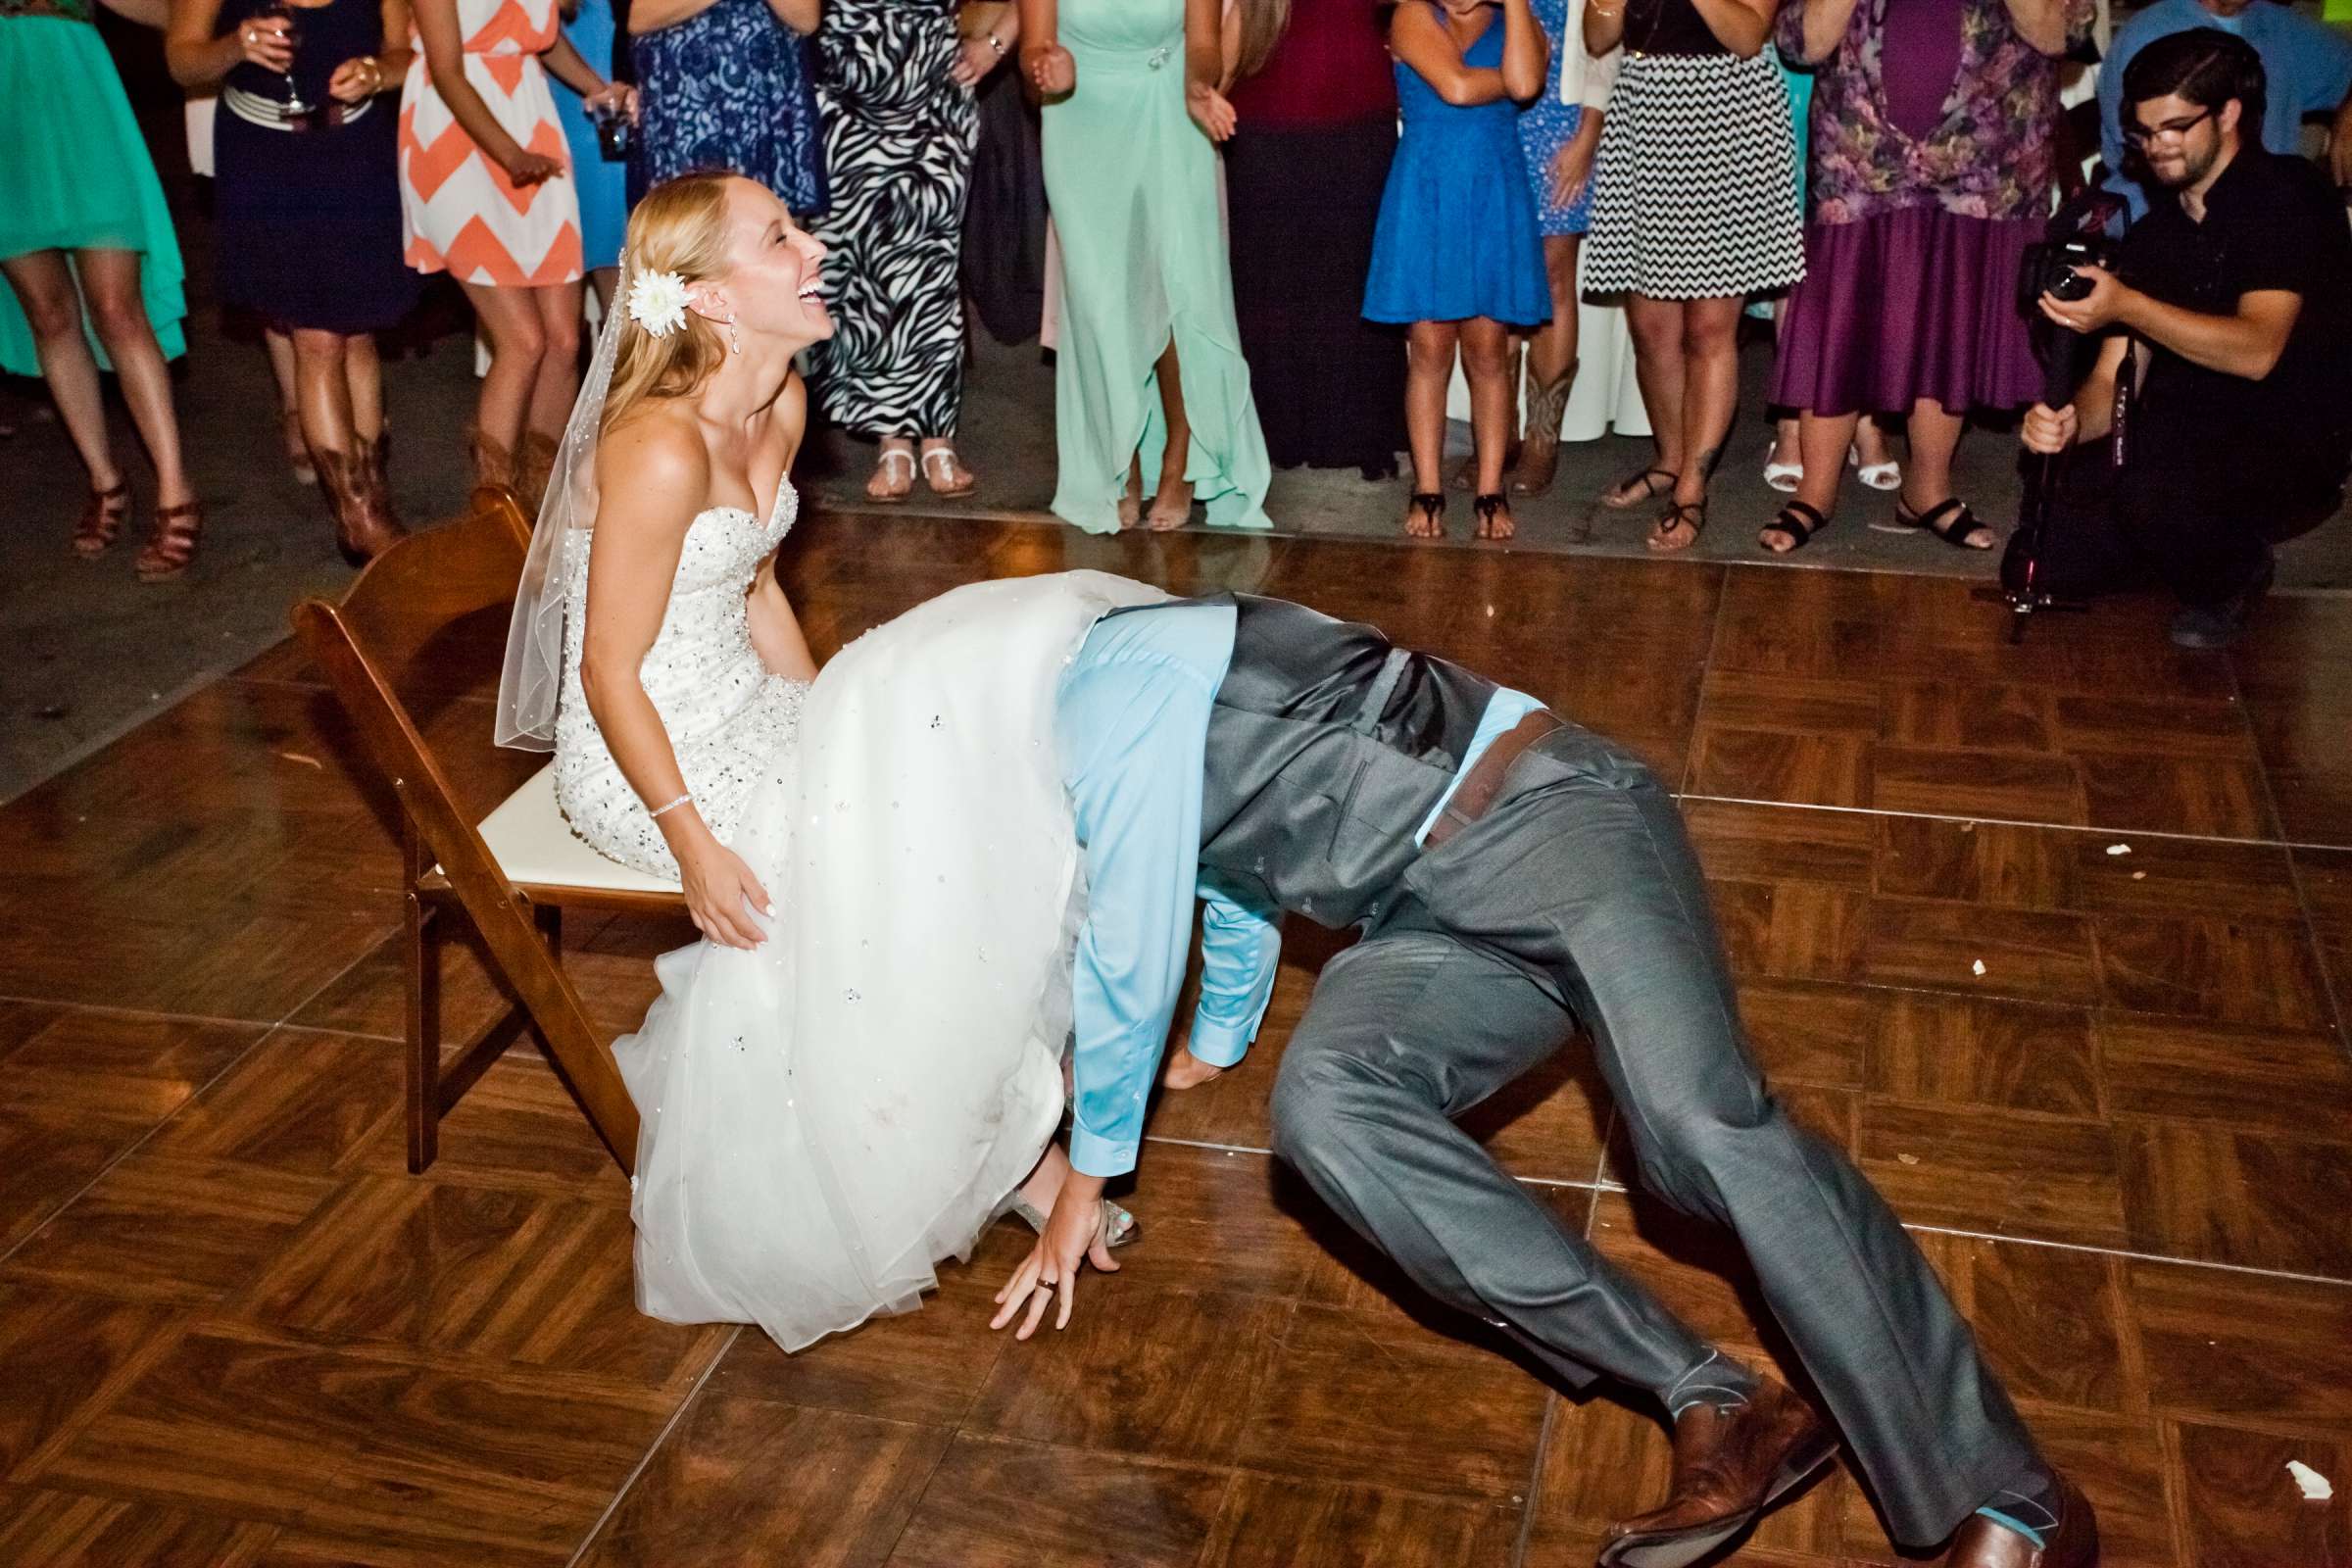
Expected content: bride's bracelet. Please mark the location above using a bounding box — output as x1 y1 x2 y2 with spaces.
649 792 694 819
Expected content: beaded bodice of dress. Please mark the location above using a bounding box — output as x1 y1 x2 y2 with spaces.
554 482 808 877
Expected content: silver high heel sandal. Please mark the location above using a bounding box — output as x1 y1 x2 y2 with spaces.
998 1191 1142 1250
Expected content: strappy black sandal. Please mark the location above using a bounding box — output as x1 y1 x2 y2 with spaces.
1759 499 1829 554
1647 498 1706 554
1600 465 1679 512
1879 495 1994 550
1472 491 1513 541
1404 490 1446 539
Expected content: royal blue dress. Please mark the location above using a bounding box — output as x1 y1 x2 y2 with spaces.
551 0 627 270
1362 1 1547 326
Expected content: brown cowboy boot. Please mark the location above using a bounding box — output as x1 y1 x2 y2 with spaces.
469 426 517 499
1939 1473 2099 1568
341 436 409 562
315 447 367 562
514 429 560 518
1509 357 1577 498
1598 1376 1838 1568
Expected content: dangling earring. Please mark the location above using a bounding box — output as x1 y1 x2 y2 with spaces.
726 316 742 356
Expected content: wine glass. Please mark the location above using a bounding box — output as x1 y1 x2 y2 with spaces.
257 3 314 116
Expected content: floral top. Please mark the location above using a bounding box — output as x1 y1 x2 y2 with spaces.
1778 0 2092 225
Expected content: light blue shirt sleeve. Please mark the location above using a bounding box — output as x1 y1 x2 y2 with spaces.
1191 879 1283 1068
1055 605 1282 1179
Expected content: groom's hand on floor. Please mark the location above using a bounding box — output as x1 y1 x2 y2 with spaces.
991 1173 1119 1340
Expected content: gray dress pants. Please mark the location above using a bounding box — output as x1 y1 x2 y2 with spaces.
1265 725 2038 1547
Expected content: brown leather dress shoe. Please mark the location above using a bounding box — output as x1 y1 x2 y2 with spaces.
1597 1377 1838 1568
1940 1474 2098 1567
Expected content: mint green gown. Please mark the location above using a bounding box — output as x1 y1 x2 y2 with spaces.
1041 0 1271 533
0 0 188 377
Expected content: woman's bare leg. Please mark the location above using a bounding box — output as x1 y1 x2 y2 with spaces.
1611 293 1687 505
346 330 385 445
75 249 193 507
525 281 584 441
1403 319 1459 537
0 249 122 493
459 280 543 469
290 328 359 461
1147 337 1192 528
1460 316 1515 539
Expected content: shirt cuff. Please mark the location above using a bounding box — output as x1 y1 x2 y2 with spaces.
1068 1127 1140 1179
1186 1009 1256 1069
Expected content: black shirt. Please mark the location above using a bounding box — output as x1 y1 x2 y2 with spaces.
2119 145 2352 461
1622 0 1730 56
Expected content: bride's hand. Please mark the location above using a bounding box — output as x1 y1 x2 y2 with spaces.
676 833 771 950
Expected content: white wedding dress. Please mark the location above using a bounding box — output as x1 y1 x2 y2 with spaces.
554 485 809 879
552 520 1166 1350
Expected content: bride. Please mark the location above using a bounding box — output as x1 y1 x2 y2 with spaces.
497 172 1151 1350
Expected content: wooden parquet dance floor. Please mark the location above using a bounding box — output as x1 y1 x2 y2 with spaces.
3 513 2350 1566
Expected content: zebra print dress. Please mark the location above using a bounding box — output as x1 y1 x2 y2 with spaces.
811 0 977 439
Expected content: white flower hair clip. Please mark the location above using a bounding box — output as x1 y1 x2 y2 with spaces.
626 269 690 338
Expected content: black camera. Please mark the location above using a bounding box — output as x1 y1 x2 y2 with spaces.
2017 232 2122 309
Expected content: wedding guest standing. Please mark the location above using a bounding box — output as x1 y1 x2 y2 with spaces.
813 0 984 503
629 0 825 216
552 0 630 308
1585 0 1798 553
1507 0 1611 496
1364 0 1549 542
169 0 421 561
1222 0 1404 479
1 0 201 578
116 0 330 492
402 0 630 506
1759 0 2087 555
1020 0 1272 533
959 0 1048 346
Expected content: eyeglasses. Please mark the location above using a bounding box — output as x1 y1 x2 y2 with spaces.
2123 106 2216 148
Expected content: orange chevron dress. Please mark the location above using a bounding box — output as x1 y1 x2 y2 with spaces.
397 0 582 286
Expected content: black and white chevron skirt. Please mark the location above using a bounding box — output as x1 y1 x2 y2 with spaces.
1584 50 1806 301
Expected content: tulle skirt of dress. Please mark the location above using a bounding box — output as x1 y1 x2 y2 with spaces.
615 569 1168 1351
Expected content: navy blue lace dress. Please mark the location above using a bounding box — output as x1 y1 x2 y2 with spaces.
628 0 827 215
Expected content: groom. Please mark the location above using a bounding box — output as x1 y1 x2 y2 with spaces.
993 591 2096 1568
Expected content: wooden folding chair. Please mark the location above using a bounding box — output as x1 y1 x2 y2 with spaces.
293 487 683 1176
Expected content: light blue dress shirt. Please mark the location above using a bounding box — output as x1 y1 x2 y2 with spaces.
2100 0 2352 220
1054 603 1541 1178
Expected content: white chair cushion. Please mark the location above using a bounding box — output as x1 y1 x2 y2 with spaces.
470 765 682 896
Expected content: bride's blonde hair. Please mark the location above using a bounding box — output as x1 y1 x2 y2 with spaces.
603 172 739 435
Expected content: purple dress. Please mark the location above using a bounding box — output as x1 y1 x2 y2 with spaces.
1768 0 2091 417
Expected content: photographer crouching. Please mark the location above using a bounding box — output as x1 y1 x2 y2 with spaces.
2016 29 2352 649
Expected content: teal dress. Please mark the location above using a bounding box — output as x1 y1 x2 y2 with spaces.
1041 0 1271 533
0 0 188 376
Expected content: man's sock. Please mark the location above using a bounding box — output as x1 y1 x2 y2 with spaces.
1976 1464 2064 1548
1663 1348 1762 1418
